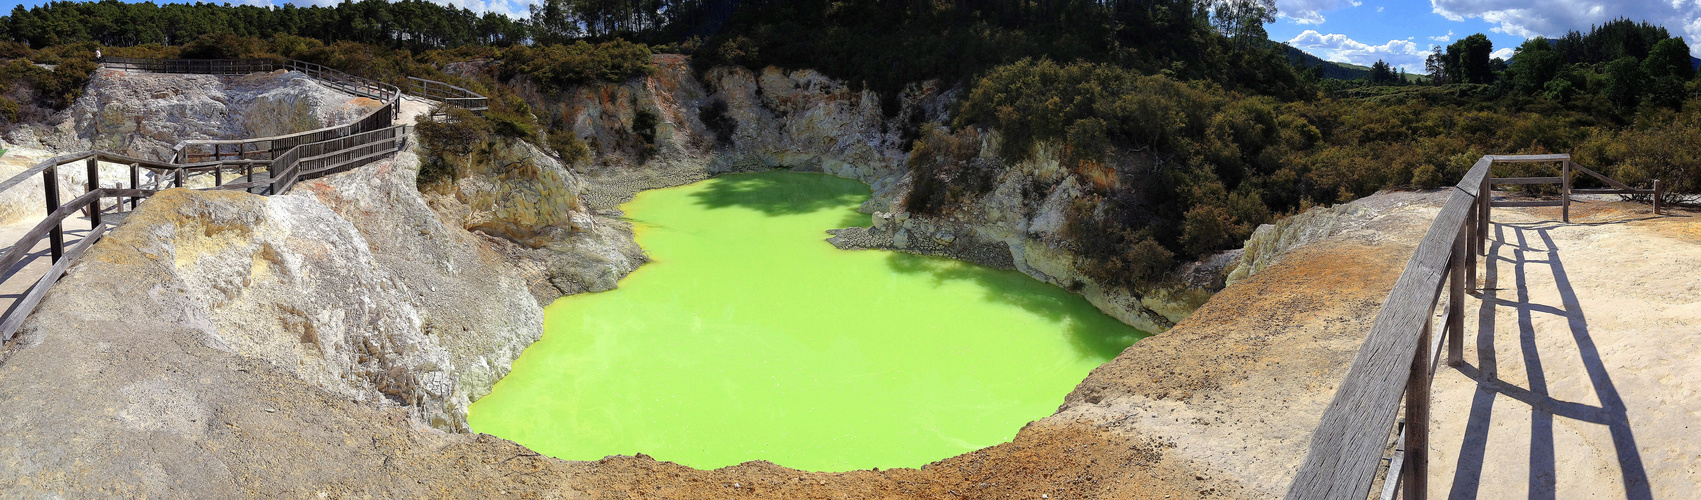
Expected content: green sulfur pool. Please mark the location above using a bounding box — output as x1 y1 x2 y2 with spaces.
467 171 1147 472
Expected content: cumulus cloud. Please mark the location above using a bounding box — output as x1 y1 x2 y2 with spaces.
1430 30 1454 42
1277 0 1363 25
1431 0 1701 56
1287 30 1433 71
1491 47 1516 60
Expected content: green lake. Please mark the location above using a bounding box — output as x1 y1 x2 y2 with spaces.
467 171 1147 472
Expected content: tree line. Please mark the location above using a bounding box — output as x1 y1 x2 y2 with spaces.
4 0 528 50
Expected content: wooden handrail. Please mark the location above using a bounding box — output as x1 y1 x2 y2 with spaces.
408 76 489 112
0 59 428 345
1286 154 1663 498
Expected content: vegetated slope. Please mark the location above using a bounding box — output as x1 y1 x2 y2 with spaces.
1280 42 1373 80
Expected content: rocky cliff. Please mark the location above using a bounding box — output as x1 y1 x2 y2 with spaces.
527 54 1209 333
9 68 375 161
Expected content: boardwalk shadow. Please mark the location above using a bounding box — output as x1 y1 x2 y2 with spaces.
1447 222 1651 500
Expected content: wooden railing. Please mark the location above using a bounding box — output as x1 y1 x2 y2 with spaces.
0 58 436 345
409 76 489 112
100 57 399 103
1485 159 1663 222
0 126 409 344
99 57 403 164
1285 154 1663 499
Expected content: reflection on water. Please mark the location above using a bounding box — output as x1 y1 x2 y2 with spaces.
468 171 1148 472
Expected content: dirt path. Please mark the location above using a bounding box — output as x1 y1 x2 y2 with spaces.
1425 199 1701 498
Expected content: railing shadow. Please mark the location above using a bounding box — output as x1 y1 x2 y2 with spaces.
1446 221 1652 499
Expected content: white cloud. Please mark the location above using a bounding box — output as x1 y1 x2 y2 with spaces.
1431 0 1701 56
1287 29 1432 71
1277 0 1363 25
1491 47 1516 60
1430 30 1455 42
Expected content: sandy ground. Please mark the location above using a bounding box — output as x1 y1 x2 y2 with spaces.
1424 198 1701 498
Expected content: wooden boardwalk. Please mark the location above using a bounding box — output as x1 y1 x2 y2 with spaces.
0 58 484 345
1286 155 1670 499
1418 203 1698 499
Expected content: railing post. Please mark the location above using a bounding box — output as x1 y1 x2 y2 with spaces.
174 169 184 188
1561 160 1571 223
1653 179 1662 215
43 166 62 263
1449 223 1466 366
1404 303 1433 499
1466 206 1478 291
1479 168 1491 254
85 158 101 229
214 166 223 187
128 163 140 209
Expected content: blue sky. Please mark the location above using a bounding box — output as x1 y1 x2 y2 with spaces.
0 0 1695 73
1272 0 1701 72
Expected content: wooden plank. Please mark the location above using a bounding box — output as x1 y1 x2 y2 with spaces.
1479 172 1490 256
1285 173 1480 498
1379 422 1407 500
1568 161 1633 190
0 189 103 277
1490 200 1564 208
1571 189 1649 195
1485 154 1571 162
1490 176 1562 185
1466 207 1477 290
1405 298 1434 500
101 188 159 198
128 163 140 210
0 152 95 194
0 223 107 342
1562 161 1571 223
43 167 61 262
86 158 101 229
1449 223 1466 367
1654 180 1663 215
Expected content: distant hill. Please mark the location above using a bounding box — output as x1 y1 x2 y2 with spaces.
1279 42 1426 83
1280 43 1370 80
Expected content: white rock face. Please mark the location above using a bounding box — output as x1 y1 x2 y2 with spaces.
297 147 548 430
1225 190 1447 286
21 69 377 161
17 188 458 425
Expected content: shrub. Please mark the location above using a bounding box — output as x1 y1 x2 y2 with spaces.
501 40 653 92
699 98 736 146
633 107 658 144
548 129 590 165
903 125 994 215
0 96 18 122
414 106 491 188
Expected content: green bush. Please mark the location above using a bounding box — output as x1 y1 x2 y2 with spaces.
699 98 736 146
903 125 994 215
501 40 653 92
548 129 590 165
633 107 658 144
414 106 490 187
